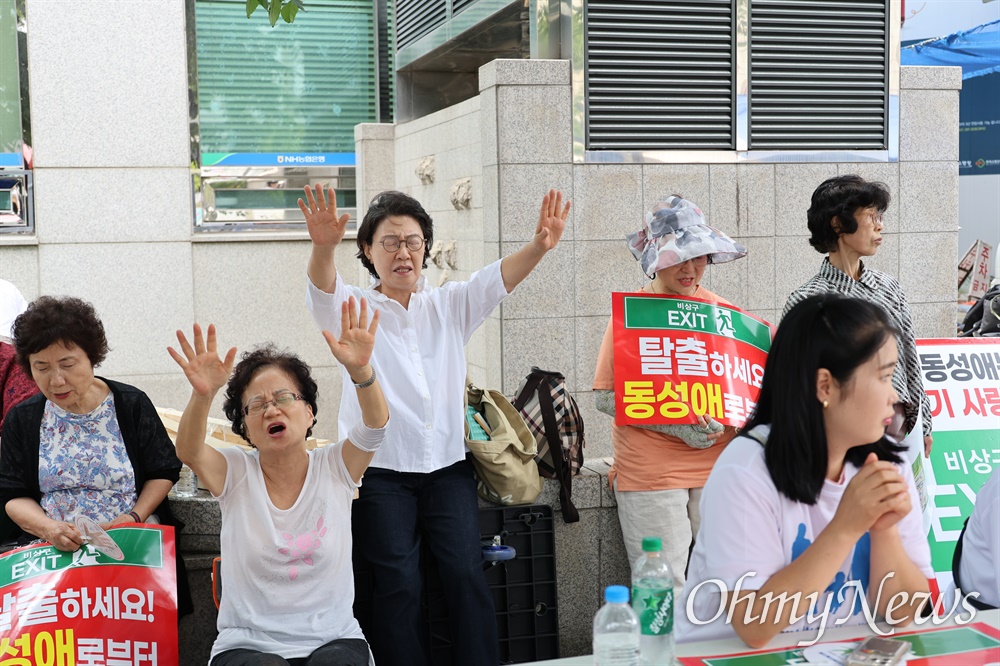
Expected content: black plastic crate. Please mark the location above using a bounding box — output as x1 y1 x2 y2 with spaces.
424 504 560 665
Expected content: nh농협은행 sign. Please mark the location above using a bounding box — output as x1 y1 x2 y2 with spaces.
612 293 771 427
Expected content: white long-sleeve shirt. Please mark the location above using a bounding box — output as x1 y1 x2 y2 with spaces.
306 260 509 473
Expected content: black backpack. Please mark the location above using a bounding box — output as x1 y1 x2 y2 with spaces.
512 367 585 523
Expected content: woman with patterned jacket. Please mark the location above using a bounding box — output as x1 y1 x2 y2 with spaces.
784 175 932 459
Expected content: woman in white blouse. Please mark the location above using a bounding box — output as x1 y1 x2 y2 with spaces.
300 185 569 666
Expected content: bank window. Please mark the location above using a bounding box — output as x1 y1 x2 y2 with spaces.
0 0 32 235
188 0 377 232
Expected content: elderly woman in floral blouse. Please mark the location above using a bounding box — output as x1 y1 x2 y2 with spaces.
0 297 184 566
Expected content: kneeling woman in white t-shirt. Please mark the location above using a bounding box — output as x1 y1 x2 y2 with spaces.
169 297 387 666
677 294 933 648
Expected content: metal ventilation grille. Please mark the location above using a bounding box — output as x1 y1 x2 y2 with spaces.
395 0 446 49
453 0 477 15
749 0 889 150
586 1 735 150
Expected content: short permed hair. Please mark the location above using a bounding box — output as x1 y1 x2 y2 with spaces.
807 175 890 254
14 296 109 375
222 345 319 446
355 190 434 279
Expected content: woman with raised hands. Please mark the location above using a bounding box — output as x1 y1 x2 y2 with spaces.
168 296 387 666
301 185 570 666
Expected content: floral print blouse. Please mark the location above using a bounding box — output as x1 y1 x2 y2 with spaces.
38 391 137 523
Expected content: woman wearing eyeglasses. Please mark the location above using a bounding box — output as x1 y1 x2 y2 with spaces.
168 297 387 666
783 175 933 461
299 186 569 666
593 195 748 595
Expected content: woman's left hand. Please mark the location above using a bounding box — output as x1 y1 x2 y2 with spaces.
322 297 380 374
531 189 570 253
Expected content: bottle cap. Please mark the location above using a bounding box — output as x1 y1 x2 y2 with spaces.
605 585 629 604
641 536 663 552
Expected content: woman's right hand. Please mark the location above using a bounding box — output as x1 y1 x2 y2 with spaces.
299 184 350 247
43 519 84 552
833 453 911 539
168 324 237 397
322 296 380 376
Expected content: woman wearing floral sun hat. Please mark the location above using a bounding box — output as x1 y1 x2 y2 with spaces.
593 195 748 591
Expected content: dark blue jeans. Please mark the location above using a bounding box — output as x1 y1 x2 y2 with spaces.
352 457 498 666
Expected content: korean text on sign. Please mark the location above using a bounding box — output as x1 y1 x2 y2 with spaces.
612 293 771 427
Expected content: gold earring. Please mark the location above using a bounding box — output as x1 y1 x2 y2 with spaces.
822 400 829 409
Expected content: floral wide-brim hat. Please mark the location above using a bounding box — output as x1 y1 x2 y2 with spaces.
627 196 747 277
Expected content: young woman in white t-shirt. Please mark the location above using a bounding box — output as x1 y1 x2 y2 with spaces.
677 294 933 648
168 297 388 666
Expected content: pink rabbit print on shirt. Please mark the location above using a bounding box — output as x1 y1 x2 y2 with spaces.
278 516 328 581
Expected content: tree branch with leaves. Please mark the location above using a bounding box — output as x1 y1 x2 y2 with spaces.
246 0 305 27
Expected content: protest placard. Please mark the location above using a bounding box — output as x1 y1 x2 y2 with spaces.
611 293 771 427
918 338 1000 580
0 524 178 665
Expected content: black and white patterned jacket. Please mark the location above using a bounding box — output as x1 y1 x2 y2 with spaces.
783 258 932 438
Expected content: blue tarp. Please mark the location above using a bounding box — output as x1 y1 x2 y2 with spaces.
901 19 1000 80
902 19 1000 176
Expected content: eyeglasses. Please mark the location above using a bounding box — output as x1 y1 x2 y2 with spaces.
863 210 884 227
243 390 303 417
378 234 426 253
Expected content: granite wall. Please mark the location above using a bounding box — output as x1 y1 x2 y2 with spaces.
358 58 962 465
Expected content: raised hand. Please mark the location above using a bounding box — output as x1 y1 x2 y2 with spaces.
322 297 380 375
168 324 237 397
532 189 571 253
833 453 911 538
299 184 350 247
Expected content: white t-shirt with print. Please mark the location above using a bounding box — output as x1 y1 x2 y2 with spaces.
676 426 933 644
210 442 366 660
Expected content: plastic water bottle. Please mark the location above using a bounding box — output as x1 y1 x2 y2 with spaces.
593 585 640 666
169 464 198 498
632 537 675 665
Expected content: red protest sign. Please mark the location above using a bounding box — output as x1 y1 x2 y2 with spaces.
612 293 771 427
0 525 178 665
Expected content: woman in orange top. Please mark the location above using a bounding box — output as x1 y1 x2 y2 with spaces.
593 195 748 592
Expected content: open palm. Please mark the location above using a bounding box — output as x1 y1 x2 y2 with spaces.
322 297 379 373
299 184 350 247
168 324 237 397
533 189 570 252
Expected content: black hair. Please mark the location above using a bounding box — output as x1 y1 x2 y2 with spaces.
742 294 905 504
355 190 434 279
14 296 109 375
222 345 319 446
807 175 890 254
